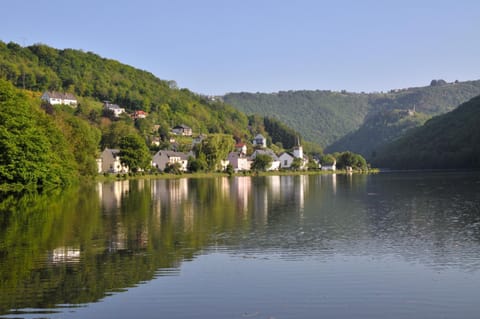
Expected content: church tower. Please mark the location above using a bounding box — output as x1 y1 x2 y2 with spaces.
293 137 303 159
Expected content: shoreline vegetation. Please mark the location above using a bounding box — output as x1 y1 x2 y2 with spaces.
96 168 380 182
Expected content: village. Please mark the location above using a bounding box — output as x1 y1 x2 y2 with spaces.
97 130 338 175
41 91 339 176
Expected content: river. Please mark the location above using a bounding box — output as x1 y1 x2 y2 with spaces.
1 172 480 318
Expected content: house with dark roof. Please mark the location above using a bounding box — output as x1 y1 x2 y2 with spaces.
250 149 280 171
252 134 267 148
98 148 129 173
41 91 78 106
172 124 193 136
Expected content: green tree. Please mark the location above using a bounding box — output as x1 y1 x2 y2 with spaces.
119 133 151 172
196 134 234 171
164 162 182 175
320 154 336 166
54 113 101 177
336 151 367 170
290 157 303 170
251 154 272 171
0 79 77 189
225 164 234 176
101 121 138 149
187 155 207 172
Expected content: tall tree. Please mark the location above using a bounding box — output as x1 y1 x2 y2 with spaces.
196 134 234 171
119 133 151 172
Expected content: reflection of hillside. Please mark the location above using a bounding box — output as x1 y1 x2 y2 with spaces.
1 173 480 316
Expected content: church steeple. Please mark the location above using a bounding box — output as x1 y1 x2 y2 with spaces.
293 136 303 159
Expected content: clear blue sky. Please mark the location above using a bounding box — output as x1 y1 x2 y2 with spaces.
1 0 479 95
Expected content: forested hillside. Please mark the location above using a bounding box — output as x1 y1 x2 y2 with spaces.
373 95 480 169
224 90 371 146
224 80 480 157
0 80 99 190
0 40 250 138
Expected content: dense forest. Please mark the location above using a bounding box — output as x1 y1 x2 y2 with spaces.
0 40 251 139
373 95 480 169
224 80 480 158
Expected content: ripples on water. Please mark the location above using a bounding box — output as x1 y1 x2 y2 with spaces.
1 172 480 318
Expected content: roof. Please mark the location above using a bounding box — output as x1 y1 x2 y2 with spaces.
44 91 77 100
104 102 122 109
156 150 189 160
252 149 279 161
173 124 191 129
254 134 265 139
235 143 246 148
103 148 120 156
279 152 294 158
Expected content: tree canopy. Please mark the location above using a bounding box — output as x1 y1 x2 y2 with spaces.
0 80 78 189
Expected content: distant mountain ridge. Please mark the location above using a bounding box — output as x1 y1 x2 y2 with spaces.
373 94 480 169
224 80 480 158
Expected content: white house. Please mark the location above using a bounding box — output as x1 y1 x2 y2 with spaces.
152 150 189 172
104 102 126 117
41 91 77 106
279 152 295 169
235 142 247 155
251 149 280 171
228 152 252 172
252 134 267 148
99 148 129 173
279 143 308 169
321 160 337 171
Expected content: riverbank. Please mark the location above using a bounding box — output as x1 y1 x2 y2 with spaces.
96 168 379 182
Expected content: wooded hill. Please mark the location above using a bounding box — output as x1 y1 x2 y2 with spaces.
373 95 480 169
0 41 316 189
0 40 251 139
224 80 480 159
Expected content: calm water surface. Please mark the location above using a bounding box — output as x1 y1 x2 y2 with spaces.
1 172 480 318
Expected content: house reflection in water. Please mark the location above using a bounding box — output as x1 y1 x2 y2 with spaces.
232 177 252 217
48 247 81 264
97 180 130 211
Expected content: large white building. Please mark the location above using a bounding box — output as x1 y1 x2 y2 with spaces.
41 91 78 106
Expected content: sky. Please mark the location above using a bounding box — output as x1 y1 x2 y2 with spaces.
1 0 479 95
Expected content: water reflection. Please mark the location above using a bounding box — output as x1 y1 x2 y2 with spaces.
0 172 480 317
